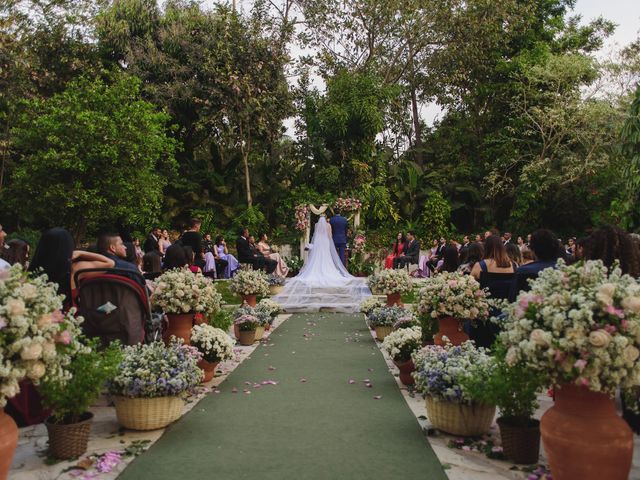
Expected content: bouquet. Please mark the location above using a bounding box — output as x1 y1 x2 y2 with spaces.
294 204 310 232
190 325 234 363
108 340 203 398
257 299 281 318
234 314 260 332
367 269 413 295
334 197 362 212
360 297 384 315
501 260 640 395
0 265 85 407
267 274 286 286
229 269 269 297
412 342 493 404
234 303 270 326
366 306 414 327
381 326 422 362
152 269 222 317
417 272 489 324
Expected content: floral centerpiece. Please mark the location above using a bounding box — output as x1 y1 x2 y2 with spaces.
334 197 362 212
412 342 495 436
267 274 286 295
229 269 269 306
500 260 640 478
368 269 412 305
152 269 222 344
257 299 281 319
108 340 202 430
190 324 234 382
360 297 383 316
0 266 85 473
417 272 490 346
234 314 260 346
382 326 422 385
367 305 413 341
294 204 310 232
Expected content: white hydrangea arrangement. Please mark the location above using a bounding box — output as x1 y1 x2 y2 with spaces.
190 324 234 363
257 299 281 318
234 303 270 326
412 341 493 404
381 326 422 362
367 269 412 295
417 272 490 324
229 269 269 297
359 297 383 315
366 306 413 327
501 260 640 395
152 269 222 317
0 265 86 407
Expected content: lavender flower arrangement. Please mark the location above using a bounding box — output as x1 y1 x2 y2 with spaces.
234 314 259 332
367 306 416 327
234 303 270 326
108 340 203 398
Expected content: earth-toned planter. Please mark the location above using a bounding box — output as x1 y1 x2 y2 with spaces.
541 383 632 480
425 397 495 436
114 396 183 431
198 360 219 383
241 294 257 307
0 408 18 479
269 285 284 296
45 412 93 460
163 313 194 345
434 316 468 346
386 293 402 306
238 330 257 346
254 325 265 341
375 325 394 341
392 359 415 386
497 417 540 464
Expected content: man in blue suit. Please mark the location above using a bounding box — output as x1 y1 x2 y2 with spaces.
329 212 349 267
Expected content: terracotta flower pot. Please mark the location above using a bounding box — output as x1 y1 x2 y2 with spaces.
254 325 265 341
238 329 256 346
386 293 402 306
193 313 206 326
234 324 240 339
198 359 219 383
434 316 468 346
541 383 633 480
242 294 257 307
375 325 394 341
163 313 194 345
393 358 415 386
0 408 18 479
497 417 540 464
45 412 93 460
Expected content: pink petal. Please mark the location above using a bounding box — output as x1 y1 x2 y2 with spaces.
373 395 382 400
300 378 307 383
365 383 372 388
268 366 276 371
363 379 371 382
348 379 356 384
368 368 374 372
231 388 238 393
214 390 221 394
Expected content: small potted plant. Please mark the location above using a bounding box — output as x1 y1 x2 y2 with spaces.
229 269 269 306
284 256 303 277
0 266 85 476
40 339 122 459
461 342 544 464
234 314 260 346
381 326 422 385
412 341 495 436
367 269 412 306
152 269 223 344
267 274 286 295
417 272 490 346
366 306 409 341
190 324 235 382
108 340 203 430
256 299 281 330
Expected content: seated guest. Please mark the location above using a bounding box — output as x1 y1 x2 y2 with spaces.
1 238 30 267
236 228 276 273
163 243 190 271
143 252 162 280
215 235 239 278
132 237 144 266
159 229 172 256
458 235 471 262
584 225 640 277
184 246 202 274
143 227 162 254
472 235 517 280
458 242 483 275
385 232 406 269
96 233 145 287
257 233 289 277
521 246 535 265
393 231 420 269
506 242 522 266
180 218 205 268
509 229 560 301
435 245 459 273
202 233 214 254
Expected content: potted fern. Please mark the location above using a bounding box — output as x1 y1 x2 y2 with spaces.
40 338 122 459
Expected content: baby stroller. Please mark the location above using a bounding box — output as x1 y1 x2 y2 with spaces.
74 268 161 348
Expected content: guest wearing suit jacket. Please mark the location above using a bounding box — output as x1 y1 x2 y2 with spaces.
393 231 420 268
236 228 276 273
143 227 162 254
329 213 349 267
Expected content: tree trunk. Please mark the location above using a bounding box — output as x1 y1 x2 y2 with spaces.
410 82 423 166
242 150 252 208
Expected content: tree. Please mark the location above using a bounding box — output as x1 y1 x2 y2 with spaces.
7 74 176 240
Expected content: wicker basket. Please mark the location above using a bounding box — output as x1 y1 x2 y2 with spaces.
45 412 93 459
238 329 257 346
114 396 184 431
255 325 265 341
425 397 495 436
497 417 540 464
375 325 394 341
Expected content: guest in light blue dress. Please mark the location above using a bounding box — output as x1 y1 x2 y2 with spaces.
215 235 239 278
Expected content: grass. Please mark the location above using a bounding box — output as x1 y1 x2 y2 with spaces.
215 279 267 305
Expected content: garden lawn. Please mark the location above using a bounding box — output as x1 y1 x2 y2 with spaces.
119 313 446 480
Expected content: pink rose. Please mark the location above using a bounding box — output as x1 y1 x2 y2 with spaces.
447 280 458 288
56 330 72 345
573 359 587 372
52 310 65 323
604 324 617 334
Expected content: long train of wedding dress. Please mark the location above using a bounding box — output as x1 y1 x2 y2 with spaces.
273 216 371 313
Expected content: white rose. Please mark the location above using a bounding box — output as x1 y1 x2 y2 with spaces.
622 297 640 314
20 284 38 300
29 361 46 380
530 329 551 347
596 283 616 305
505 347 518 365
21 343 43 360
589 330 611 348
6 298 26 317
42 341 56 357
37 314 53 329
623 346 640 363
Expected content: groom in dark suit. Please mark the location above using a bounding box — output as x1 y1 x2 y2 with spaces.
329 212 348 267
393 231 420 269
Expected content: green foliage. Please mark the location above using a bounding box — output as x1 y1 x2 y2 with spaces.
231 206 269 238
616 85 640 230
207 308 233 331
284 256 304 274
39 338 123 424
420 191 453 240
7 73 177 240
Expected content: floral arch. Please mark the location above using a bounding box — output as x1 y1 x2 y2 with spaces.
294 197 362 259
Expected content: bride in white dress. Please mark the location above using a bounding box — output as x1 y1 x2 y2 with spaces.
273 215 371 313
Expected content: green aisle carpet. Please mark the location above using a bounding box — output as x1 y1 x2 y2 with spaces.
119 313 447 480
